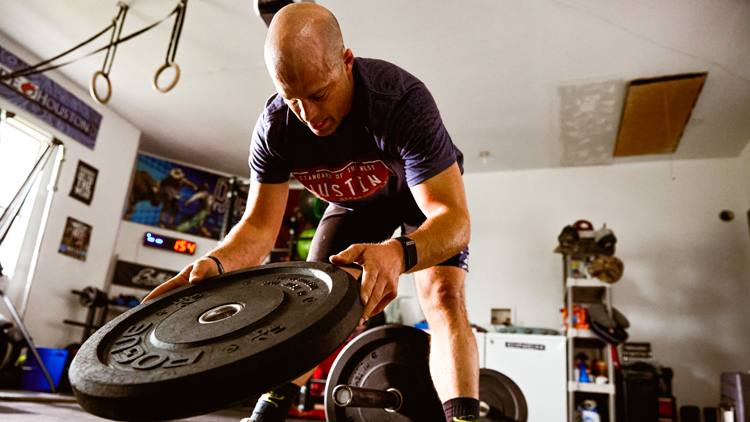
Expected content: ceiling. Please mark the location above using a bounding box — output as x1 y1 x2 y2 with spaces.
1 0 749 177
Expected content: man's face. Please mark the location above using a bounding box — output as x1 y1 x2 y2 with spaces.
271 49 354 137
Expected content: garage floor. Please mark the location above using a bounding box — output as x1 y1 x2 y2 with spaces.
0 399 312 422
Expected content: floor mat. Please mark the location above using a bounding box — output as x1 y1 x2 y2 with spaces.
0 401 311 421
0 404 33 414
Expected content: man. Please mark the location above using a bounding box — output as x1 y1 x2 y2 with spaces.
177 182 214 237
143 3 479 421
156 168 198 229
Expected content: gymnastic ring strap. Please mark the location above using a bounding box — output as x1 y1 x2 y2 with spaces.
152 61 181 93
90 70 112 104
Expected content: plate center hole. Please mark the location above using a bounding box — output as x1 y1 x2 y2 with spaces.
198 303 243 324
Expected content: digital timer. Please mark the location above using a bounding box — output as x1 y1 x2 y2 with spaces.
143 232 197 255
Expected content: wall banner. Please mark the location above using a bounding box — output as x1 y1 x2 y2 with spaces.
112 260 179 291
0 45 102 149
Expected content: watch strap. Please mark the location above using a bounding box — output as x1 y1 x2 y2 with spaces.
395 236 418 272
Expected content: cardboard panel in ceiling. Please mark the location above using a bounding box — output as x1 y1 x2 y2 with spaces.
614 73 707 157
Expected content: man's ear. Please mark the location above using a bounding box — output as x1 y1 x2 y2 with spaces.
343 48 354 71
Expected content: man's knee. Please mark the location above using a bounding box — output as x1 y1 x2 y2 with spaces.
420 273 466 314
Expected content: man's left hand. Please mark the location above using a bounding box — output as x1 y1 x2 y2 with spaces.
330 240 404 324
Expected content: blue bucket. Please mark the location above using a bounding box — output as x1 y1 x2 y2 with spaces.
20 347 69 392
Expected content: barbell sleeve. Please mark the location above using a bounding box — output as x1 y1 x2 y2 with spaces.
332 385 403 411
332 385 504 420
480 400 504 420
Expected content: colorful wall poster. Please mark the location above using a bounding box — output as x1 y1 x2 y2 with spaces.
124 154 231 240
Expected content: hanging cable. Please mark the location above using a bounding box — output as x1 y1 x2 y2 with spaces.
0 1 185 98
153 0 188 93
0 23 116 82
90 2 128 104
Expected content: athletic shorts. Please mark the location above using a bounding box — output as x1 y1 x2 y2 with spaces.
307 191 469 271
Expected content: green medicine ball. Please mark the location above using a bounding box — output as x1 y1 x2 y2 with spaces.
296 228 317 260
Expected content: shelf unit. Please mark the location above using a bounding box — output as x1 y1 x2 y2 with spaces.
563 253 616 422
568 381 616 394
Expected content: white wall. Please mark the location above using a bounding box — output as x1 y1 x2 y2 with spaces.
461 154 750 409
108 220 219 300
113 221 219 273
0 34 140 349
741 144 750 227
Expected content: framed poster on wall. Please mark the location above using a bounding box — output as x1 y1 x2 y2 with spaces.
59 217 92 261
69 160 98 205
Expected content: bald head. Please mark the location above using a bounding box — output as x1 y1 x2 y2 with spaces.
264 3 345 84
263 3 354 137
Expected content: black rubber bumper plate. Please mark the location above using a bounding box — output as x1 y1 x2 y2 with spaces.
325 324 444 422
69 261 362 421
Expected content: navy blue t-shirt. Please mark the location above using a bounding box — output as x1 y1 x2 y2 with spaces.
250 58 463 211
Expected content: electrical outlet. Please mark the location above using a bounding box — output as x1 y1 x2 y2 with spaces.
491 308 512 326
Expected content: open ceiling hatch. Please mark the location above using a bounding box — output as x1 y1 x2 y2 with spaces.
614 72 708 157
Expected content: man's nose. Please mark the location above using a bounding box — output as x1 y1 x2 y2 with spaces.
299 99 319 123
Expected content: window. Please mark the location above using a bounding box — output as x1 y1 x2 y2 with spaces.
0 110 52 278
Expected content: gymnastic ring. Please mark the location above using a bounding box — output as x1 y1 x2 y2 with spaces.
89 71 112 105
152 61 181 93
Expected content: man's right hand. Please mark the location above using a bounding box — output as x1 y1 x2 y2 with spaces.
141 257 221 303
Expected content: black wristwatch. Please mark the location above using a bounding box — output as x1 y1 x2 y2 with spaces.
395 236 418 272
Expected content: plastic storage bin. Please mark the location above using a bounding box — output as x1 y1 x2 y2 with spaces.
20 347 69 392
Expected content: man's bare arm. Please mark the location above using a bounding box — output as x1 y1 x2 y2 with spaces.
143 181 289 302
388 161 470 272
331 162 470 320
209 181 290 271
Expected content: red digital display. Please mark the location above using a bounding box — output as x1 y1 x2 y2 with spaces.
173 239 197 254
143 232 197 255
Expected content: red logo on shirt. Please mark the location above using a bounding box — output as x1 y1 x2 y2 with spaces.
292 159 393 202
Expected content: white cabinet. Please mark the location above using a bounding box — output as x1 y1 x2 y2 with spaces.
476 331 485 367
484 332 567 422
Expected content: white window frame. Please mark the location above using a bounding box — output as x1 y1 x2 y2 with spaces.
0 109 52 279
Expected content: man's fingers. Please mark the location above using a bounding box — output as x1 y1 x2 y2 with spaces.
141 257 219 304
331 243 400 324
362 277 387 321
329 244 365 266
143 264 192 303
143 281 174 302
142 277 185 303
358 268 377 312
189 258 217 283
369 291 397 318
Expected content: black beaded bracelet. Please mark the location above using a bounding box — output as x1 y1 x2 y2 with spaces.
205 255 225 274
